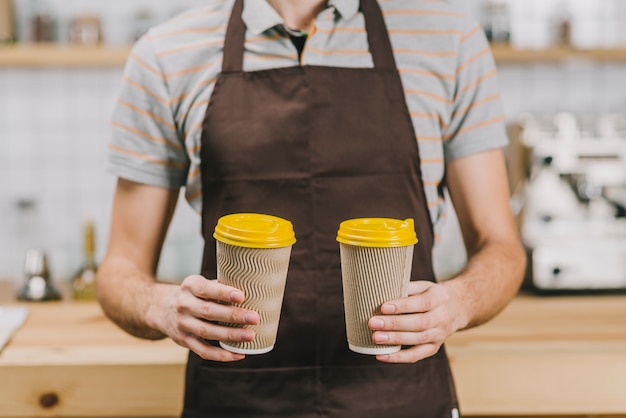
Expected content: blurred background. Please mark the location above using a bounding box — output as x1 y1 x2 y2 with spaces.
1 0 626 291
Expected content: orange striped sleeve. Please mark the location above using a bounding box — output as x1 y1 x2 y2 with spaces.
186 187 203 201
420 158 445 165
451 93 501 120
172 77 217 109
390 28 463 36
443 115 505 140
172 9 229 23
461 25 482 43
111 121 184 151
157 39 223 58
383 9 465 18
130 53 163 79
187 167 202 178
456 47 491 74
248 52 299 61
123 76 170 105
185 122 205 138
405 89 453 105
248 33 283 43
165 62 217 79
417 135 443 142
188 142 202 154
399 68 455 81
150 25 227 40
116 99 176 131
458 70 497 95
379 0 446 2
305 46 369 56
393 48 456 57
108 144 188 169
177 99 211 125
170 91 190 106
410 112 440 120
410 112 448 129
314 27 364 34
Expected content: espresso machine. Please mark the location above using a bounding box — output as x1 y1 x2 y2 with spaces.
519 112 626 291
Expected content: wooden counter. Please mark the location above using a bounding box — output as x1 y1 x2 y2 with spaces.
1 294 625 418
448 294 626 417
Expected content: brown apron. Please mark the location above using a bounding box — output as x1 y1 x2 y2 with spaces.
182 0 459 416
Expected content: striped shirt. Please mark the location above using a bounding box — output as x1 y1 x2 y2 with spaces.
108 0 507 238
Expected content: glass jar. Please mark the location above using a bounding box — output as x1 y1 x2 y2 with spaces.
483 0 511 45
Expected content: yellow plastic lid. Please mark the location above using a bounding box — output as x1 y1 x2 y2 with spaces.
214 213 296 249
336 218 418 248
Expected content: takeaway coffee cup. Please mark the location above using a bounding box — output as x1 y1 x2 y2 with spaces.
214 213 296 355
337 218 418 355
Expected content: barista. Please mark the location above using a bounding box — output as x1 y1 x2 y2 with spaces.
96 0 526 416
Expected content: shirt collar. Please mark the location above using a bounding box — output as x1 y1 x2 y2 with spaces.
242 1 284 36
242 0 360 36
329 0 359 21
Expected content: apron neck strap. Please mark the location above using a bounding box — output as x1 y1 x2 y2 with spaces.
360 0 397 70
222 0 245 72
222 0 397 72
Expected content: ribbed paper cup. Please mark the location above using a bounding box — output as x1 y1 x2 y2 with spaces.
214 213 296 355
337 218 417 355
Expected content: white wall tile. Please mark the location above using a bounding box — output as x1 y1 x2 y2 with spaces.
0 64 202 287
2 0 626 290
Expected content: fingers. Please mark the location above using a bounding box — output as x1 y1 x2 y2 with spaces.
369 310 441 333
168 275 262 363
182 333 246 362
177 292 260 325
376 343 441 364
371 327 444 346
182 275 246 304
369 310 445 347
179 275 260 325
369 281 457 364
178 315 256 344
380 281 447 315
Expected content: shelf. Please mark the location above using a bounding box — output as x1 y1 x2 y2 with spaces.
491 45 626 63
0 44 132 68
3 44 626 68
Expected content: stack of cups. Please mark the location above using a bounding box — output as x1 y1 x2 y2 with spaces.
214 213 296 355
336 218 418 355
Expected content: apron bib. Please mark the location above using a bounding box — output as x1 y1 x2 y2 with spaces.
182 1 459 416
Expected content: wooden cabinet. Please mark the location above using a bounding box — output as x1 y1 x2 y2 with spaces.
1 295 626 417
0 303 186 417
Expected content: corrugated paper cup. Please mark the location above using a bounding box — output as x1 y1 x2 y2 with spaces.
214 213 296 355
337 218 418 355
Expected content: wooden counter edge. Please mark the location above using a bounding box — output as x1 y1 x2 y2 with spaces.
2 295 626 416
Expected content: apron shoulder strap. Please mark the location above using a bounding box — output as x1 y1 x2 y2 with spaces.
222 0 397 72
222 0 245 72
360 0 398 70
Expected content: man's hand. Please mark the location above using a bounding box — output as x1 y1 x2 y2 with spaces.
97 179 261 363
154 275 261 362
367 149 526 364
368 280 464 363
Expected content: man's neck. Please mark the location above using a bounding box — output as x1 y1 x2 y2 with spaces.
267 0 328 31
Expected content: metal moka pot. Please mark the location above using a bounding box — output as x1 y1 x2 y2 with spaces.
16 249 62 302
